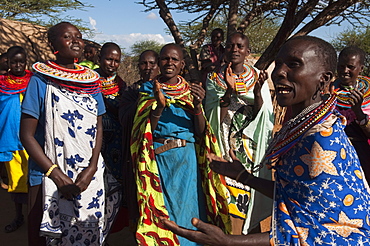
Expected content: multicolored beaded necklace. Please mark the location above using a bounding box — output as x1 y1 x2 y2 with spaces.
264 94 336 167
33 61 101 94
212 63 258 95
0 70 33 94
336 75 370 108
160 75 190 99
99 74 120 97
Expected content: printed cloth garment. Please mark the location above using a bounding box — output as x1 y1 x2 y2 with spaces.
334 75 370 181
131 77 230 246
99 73 126 183
4 150 28 193
269 108 370 245
205 63 274 232
0 71 32 161
40 81 120 245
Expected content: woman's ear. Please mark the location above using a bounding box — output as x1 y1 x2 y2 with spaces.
320 71 334 94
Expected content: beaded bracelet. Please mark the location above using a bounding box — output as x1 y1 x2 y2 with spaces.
45 164 58 177
360 117 370 129
194 110 203 116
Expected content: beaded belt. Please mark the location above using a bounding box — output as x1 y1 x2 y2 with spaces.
154 138 187 154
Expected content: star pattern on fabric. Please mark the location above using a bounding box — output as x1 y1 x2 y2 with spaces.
300 141 338 178
296 227 310 246
323 211 364 237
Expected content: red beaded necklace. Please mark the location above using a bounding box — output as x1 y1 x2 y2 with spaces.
0 70 33 94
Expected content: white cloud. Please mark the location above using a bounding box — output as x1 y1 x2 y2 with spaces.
89 17 97 31
146 12 158 20
91 33 174 53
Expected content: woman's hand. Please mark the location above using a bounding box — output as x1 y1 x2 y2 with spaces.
253 70 267 97
225 62 236 91
154 79 166 108
49 168 80 200
190 83 205 106
349 88 364 116
207 152 245 180
75 165 97 193
161 217 229 246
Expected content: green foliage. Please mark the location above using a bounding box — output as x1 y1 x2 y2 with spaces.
0 0 93 35
130 40 163 57
176 15 280 55
332 26 370 76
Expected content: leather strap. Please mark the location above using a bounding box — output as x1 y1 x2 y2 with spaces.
154 138 187 154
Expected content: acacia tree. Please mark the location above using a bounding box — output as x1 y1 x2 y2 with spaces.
139 0 370 72
0 0 92 32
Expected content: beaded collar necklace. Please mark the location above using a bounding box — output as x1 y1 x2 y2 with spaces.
213 63 257 95
33 61 101 94
99 74 120 96
159 75 190 99
336 75 370 108
264 94 336 167
0 70 33 94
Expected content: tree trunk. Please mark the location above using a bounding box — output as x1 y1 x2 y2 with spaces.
255 0 299 70
227 0 239 36
155 0 201 82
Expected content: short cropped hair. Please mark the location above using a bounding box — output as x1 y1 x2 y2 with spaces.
47 22 75 45
139 50 159 62
6 46 27 59
160 43 184 60
100 42 121 56
227 32 250 48
339 46 366 65
286 36 337 73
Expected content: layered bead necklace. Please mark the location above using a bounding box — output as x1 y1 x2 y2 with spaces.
99 74 120 98
160 75 190 99
264 94 337 167
0 70 33 94
33 61 101 94
213 63 258 95
336 75 370 108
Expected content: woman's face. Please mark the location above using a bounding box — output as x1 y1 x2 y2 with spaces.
51 24 84 61
159 45 184 84
224 34 250 66
138 51 159 81
337 54 363 87
99 47 121 77
272 39 329 116
8 53 26 76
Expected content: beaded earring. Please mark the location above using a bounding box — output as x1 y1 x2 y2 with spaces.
53 51 59 55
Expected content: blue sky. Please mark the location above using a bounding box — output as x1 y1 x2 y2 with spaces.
68 1 353 53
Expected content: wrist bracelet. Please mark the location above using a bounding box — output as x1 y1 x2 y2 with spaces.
152 112 161 118
220 97 230 107
194 110 203 116
45 164 58 177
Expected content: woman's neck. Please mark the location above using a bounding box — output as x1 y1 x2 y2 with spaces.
231 63 244 75
160 76 178 85
55 58 75 69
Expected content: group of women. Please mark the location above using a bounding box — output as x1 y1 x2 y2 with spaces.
1 20 370 246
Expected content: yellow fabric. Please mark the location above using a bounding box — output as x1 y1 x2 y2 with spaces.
5 149 28 193
131 90 231 245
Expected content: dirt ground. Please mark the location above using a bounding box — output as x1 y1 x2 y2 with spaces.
0 186 137 246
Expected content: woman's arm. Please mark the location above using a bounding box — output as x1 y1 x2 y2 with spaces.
74 115 103 191
350 89 370 138
190 83 206 137
161 217 270 246
150 80 166 132
253 70 268 118
20 113 78 199
208 153 275 199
